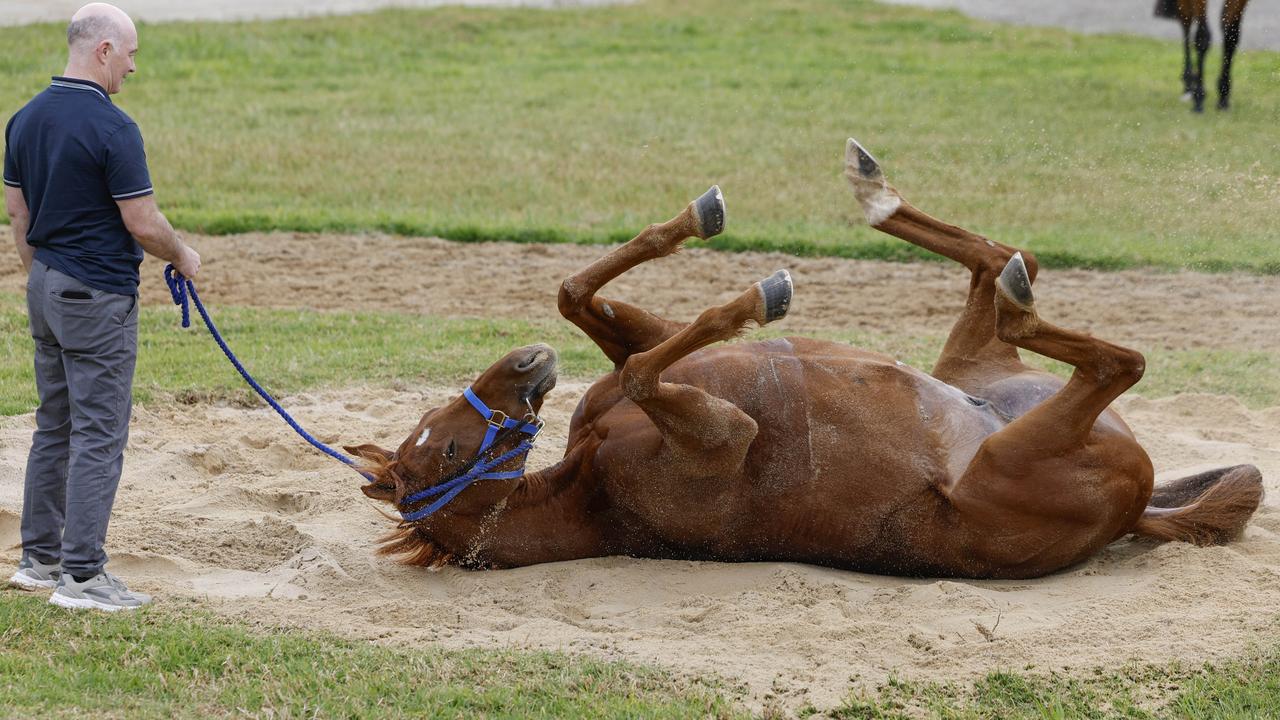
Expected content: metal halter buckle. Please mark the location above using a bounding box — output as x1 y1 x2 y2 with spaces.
487 409 508 428
523 413 545 438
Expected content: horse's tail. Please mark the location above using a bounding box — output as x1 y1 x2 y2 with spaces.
1153 0 1180 20
1132 464 1264 546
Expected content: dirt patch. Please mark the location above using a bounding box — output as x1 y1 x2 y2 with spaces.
4 230 1278 355
3 232 1279 712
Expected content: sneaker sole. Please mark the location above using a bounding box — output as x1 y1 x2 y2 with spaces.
8 573 57 591
48 592 145 612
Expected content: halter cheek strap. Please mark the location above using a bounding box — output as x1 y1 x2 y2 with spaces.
463 387 542 452
397 387 543 523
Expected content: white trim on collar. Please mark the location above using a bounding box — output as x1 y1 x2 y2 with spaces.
50 80 108 101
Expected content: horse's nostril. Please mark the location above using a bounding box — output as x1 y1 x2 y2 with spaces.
517 351 544 371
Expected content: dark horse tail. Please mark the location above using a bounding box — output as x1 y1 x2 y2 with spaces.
1133 465 1264 545
1153 0 1180 20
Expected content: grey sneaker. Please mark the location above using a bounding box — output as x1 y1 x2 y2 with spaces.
8 556 61 590
49 571 152 612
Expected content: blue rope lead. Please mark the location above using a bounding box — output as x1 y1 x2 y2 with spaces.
164 265 368 476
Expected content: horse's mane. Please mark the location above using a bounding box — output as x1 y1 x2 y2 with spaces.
376 525 456 568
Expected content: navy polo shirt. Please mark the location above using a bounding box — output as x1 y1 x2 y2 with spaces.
4 76 153 296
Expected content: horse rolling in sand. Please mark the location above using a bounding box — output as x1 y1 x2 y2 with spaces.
347 140 1263 579
1155 0 1252 111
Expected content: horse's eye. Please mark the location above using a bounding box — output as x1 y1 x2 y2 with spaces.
446 440 456 460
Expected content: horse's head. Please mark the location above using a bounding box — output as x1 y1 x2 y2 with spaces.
346 343 558 530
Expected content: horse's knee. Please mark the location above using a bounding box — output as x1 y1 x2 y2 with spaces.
558 277 587 320
619 354 657 403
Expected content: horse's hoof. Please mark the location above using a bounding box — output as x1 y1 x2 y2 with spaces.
692 185 726 239
757 269 793 324
996 252 1034 311
1217 98 1231 110
846 137 882 180
843 138 901 226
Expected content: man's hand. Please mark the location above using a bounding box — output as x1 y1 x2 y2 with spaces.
173 243 200 280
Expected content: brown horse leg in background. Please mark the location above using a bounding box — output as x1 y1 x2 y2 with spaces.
843 139 1036 396
558 186 725 367
1177 0 1212 112
1218 0 1250 109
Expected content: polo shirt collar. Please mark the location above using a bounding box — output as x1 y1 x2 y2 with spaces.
50 76 110 103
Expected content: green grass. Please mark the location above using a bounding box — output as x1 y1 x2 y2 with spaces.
2 0 1278 272
3 592 1277 719
2 291 1276 415
0 593 743 719
823 648 1280 719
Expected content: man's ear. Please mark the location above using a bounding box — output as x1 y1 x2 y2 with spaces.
344 443 395 464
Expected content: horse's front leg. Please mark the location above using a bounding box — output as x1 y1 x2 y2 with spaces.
607 270 792 545
558 186 725 368
1191 13 1212 112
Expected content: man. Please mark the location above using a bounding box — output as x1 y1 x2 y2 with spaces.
4 3 201 611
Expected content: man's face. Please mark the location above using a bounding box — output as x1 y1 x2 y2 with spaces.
103 28 137 94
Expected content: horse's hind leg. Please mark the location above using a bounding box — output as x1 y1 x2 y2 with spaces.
1217 0 1248 109
843 139 1035 393
946 255 1153 575
559 186 725 368
982 253 1147 454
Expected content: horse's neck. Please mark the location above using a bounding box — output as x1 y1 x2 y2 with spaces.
466 438 604 567
508 437 598 509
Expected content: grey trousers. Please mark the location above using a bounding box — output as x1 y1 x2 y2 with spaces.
22 260 138 578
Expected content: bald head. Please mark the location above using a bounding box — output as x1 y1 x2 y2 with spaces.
63 3 139 95
67 3 135 52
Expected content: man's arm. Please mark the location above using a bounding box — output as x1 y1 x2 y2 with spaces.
117 194 200 279
4 185 32 272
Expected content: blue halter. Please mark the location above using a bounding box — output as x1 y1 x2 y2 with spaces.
396 387 543 523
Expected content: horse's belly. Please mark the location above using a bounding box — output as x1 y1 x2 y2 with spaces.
664 342 1008 559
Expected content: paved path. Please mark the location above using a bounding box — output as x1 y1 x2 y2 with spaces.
4 0 1274 52
0 0 627 26
877 0 1279 51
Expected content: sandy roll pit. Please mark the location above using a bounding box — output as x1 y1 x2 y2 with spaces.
2 233 1278 711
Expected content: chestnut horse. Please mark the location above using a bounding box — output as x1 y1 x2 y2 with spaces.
348 140 1263 579
1156 0 1252 111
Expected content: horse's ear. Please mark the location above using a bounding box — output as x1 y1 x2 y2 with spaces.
344 443 394 464
361 480 397 502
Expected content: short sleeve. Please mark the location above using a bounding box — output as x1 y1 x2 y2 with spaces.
104 122 153 200
3 115 20 189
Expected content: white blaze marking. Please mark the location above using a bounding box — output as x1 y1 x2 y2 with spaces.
415 427 431 447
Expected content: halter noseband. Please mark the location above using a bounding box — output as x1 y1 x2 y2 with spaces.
395 387 543 523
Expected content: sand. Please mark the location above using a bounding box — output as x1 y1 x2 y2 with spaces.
2 232 1278 712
